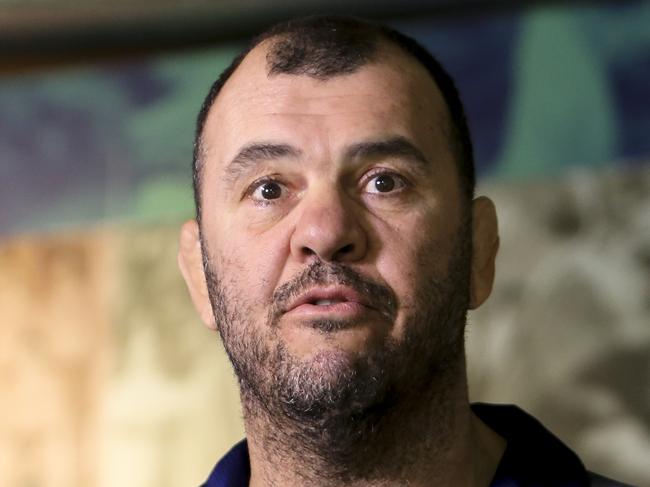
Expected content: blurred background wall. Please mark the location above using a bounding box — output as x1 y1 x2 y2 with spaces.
0 1 648 486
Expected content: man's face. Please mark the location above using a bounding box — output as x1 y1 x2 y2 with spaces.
183 42 492 420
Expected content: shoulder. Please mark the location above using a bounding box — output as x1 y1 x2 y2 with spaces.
588 471 637 487
201 439 250 487
471 403 634 487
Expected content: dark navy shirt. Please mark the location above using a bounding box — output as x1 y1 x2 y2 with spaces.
202 403 630 486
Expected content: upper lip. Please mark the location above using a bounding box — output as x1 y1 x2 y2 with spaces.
285 286 374 312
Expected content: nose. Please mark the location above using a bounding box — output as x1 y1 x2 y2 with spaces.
290 188 368 263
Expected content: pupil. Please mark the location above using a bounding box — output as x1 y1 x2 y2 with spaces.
261 182 281 199
375 175 395 192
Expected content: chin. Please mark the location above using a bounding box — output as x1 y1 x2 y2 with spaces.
267 339 393 420
280 316 389 358
300 346 359 372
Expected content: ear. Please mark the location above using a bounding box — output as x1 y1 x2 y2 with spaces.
469 196 499 310
178 219 217 330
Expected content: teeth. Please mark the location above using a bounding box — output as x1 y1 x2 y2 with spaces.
315 299 335 306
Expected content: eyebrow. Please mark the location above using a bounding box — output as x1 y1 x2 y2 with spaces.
344 136 430 166
224 142 301 184
223 136 429 185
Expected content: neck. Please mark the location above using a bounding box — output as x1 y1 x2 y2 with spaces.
243 366 505 487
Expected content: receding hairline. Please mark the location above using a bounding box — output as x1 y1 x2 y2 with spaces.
192 17 476 222
195 36 454 168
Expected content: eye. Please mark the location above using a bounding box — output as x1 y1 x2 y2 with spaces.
250 179 286 202
364 172 406 194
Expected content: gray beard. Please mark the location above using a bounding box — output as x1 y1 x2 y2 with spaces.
201 218 472 482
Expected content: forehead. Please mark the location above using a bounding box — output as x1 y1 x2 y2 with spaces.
202 41 452 165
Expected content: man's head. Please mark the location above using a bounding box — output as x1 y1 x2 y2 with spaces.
179 15 498 460
191 16 476 222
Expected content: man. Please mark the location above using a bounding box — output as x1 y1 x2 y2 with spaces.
178 15 629 487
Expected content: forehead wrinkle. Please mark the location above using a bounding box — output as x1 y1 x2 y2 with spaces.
344 136 430 167
223 142 302 185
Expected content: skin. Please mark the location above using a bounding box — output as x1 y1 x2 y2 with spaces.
179 40 503 486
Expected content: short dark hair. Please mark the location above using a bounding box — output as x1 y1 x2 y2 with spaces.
192 15 475 221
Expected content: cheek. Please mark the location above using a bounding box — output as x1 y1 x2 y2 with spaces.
375 239 426 303
213 223 291 302
372 215 452 308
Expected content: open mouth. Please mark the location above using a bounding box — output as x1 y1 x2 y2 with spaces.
311 299 347 306
284 286 372 317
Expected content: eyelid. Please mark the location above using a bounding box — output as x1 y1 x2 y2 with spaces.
361 168 409 193
244 175 278 195
245 175 289 203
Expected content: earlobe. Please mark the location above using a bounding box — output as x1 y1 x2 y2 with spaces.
469 196 499 310
178 219 217 330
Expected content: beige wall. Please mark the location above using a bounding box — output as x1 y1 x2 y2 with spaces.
0 229 243 487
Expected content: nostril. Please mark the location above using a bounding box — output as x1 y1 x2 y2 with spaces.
301 246 317 257
336 243 355 256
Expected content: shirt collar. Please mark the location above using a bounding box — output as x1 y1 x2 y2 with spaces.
203 403 590 487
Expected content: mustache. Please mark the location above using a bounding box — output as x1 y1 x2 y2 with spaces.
269 260 397 323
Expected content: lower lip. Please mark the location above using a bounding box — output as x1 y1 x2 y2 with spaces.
286 301 370 318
